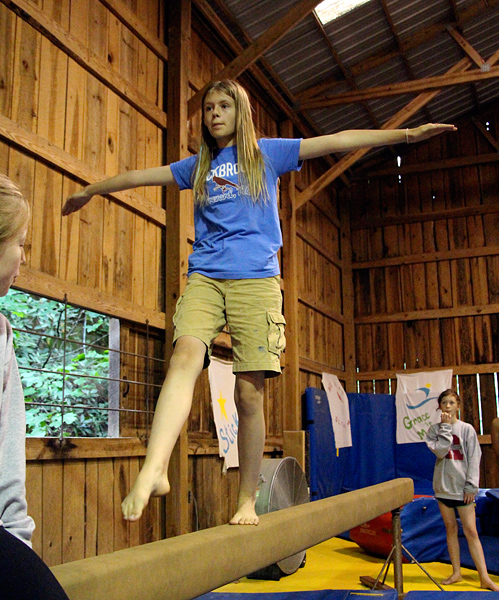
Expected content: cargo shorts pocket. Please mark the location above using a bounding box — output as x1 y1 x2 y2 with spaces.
267 311 286 357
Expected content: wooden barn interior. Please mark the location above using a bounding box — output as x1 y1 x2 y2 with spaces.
1 0 499 570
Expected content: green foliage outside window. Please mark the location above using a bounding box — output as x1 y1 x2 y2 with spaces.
1 289 110 437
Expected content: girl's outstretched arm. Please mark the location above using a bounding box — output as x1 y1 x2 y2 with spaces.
299 123 457 160
62 165 176 216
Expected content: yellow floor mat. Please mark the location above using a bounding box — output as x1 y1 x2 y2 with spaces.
216 536 499 594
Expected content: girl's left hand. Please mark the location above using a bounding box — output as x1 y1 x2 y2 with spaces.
463 492 476 504
408 123 457 143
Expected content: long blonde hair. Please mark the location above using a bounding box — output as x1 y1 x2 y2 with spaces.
192 80 268 206
0 173 30 248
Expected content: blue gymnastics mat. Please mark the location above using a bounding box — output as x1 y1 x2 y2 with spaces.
195 591 398 600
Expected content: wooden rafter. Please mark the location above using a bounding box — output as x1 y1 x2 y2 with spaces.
296 0 499 102
295 58 472 209
187 0 322 117
448 0 461 24
312 12 381 129
192 0 320 138
299 62 499 109
99 0 168 61
192 0 350 185
378 0 433 123
446 26 485 67
471 117 499 151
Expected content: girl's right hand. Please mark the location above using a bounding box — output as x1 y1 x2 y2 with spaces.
440 412 452 424
62 188 93 216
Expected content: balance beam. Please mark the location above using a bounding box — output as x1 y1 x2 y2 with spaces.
51 478 414 600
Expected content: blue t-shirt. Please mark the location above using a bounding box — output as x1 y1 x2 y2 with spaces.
170 137 302 279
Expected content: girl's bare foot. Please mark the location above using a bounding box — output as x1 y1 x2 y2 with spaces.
442 573 462 585
229 496 259 525
121 469 170 521
480 578 499 591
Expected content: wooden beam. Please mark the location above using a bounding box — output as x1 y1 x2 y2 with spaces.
472 117 499 151
99 0 168 61
26 437 148 461
192 0 313 137
311 11 383 129
296 0 499 101
362 151 499 178
296 227 343 269
353 245 499 270
355 302 499 325
339 193 356 391
188 436 282 456
0 114 166 226
165 0 191 538
51 479 414 600
15 266 166 329
295 58 472 209
300 64 499 109
351 203 499 231
187 0 322 117
191 0 350 187
0 0 167 128
299 293 344 325
300 356 345 377
357 362 499 381
280 121 301 431
446 26 485 67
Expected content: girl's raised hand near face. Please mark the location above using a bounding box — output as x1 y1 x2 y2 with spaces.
441 411 452 424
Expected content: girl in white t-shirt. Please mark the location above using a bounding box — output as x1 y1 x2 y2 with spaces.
426 389 499 590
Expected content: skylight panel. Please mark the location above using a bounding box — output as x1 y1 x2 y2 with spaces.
315 0 372 25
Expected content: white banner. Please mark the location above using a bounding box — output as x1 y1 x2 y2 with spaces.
396 369 453 444
322 373 352 449
208 357 239 469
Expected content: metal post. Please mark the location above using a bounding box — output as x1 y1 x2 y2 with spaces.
391 507 404 597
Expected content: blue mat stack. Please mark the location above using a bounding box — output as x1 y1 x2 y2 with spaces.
303 388 499 573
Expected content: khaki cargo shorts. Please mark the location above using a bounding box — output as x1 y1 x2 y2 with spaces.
173 273 285 377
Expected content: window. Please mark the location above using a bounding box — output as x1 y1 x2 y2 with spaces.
2 289 163 438
315 0 372 25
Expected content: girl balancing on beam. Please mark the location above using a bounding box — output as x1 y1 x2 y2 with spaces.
63 79 456 526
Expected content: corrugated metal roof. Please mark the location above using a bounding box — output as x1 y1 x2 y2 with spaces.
210 0 499 167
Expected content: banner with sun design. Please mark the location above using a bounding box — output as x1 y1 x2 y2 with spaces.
208 357 239 468
396 369 453 444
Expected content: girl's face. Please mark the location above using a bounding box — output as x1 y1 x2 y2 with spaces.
203 91 236 148
0 225 27 297
439 394 460 418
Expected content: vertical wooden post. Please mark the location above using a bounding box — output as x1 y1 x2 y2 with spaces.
280 120 301 431
165 0 191 537
339 188 356 392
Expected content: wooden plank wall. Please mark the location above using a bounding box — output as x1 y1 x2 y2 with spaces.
295 160 345 392
0 0 167 564
350 107 499 488
0 0 348 553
